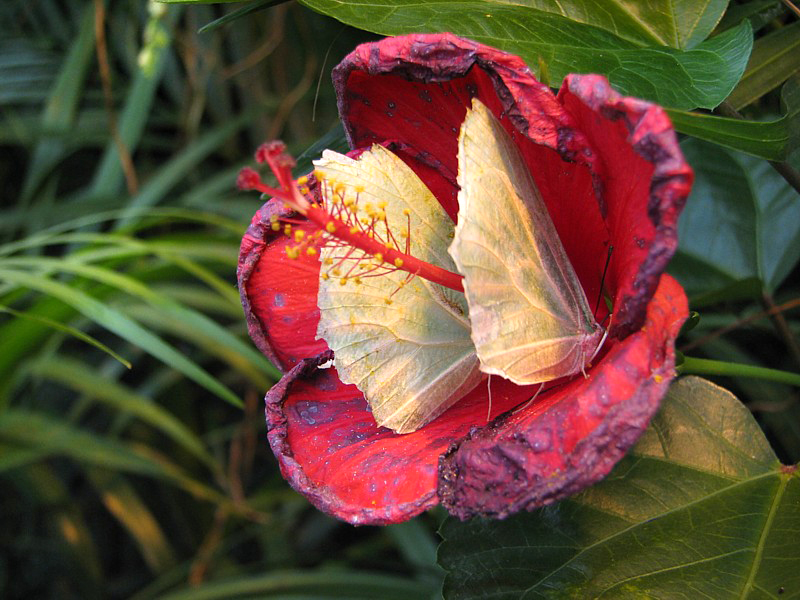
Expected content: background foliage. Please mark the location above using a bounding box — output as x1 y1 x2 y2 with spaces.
1 0 798 598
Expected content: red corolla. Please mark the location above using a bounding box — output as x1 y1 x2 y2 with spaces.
237 33 691 525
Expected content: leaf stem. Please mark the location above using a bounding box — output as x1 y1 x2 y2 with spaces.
678 356 800 387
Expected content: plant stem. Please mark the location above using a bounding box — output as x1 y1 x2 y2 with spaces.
679 356 800 387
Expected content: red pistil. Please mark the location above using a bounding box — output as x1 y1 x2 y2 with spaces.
238 142 465 293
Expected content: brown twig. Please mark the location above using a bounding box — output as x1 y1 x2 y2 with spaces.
221 3 286 80
94 0 139 195
782 0 800 19
763 292 800 370
680 296 800 353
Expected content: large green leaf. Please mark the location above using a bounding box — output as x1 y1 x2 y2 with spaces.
298 0 752 109
670 138 800 302
439 376 799 599
183 0 727 48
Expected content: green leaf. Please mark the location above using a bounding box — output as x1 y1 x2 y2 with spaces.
0 267 243 408
0 409 227 504
197 0 287 33
303 0 727 49
0 304 132 368
298 1 752 109
666 76 799 160
727 21 800 110
27 356 217 470
439 376 799 599
85 469 178 573
670 138 800 300
158 570 435 600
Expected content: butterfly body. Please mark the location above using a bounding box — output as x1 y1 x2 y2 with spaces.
449 99 605 385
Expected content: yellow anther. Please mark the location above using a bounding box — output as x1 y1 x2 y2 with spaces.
284 224 292 235
377 201 387 209
285 246 299 260
401 229 409 238
339 278 348 286
354 185 365 193
271 222 281 231
332 268 341 276
270 214 279 223
349 226 359 234
306 246 317 256
374 253 384 263
354 277 362 285
321 272 329 280
325 221 336 233
294 230 305 242
394 258 404 267
299 186 310 195
384 297 393 305
296 175 308 186
376 210 386 221
403 208 411 216
314 170 325 181
361 218 370 225
324 258 333 265
364 202 373 213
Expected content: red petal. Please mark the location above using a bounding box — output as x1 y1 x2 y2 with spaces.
238 201 327 371
266 351 535 525
438 274 688 519
559 75 693 337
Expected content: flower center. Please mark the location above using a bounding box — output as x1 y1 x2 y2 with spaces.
238 141 464 293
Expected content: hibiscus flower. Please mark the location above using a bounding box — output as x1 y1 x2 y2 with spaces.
237 33 691 524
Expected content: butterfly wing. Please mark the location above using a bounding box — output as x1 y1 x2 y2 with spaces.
314 145 481 434
449 99 603 384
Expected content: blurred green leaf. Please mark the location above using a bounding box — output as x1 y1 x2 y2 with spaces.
158 570 437 599
297 1 752 109
728 21 800 110
439 376 798 598
670 138 800 301
0 409 228 504
86 469 178 573
197 0 288 33
0 305 132 368
89 4 179 199
27 356 217 469
0 267 243 408
716 0 784 34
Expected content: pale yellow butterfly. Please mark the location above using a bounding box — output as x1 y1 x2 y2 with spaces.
313 145 482 434
448 98 605 384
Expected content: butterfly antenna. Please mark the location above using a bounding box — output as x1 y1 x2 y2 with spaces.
593 245 614 317
513 382 546 415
